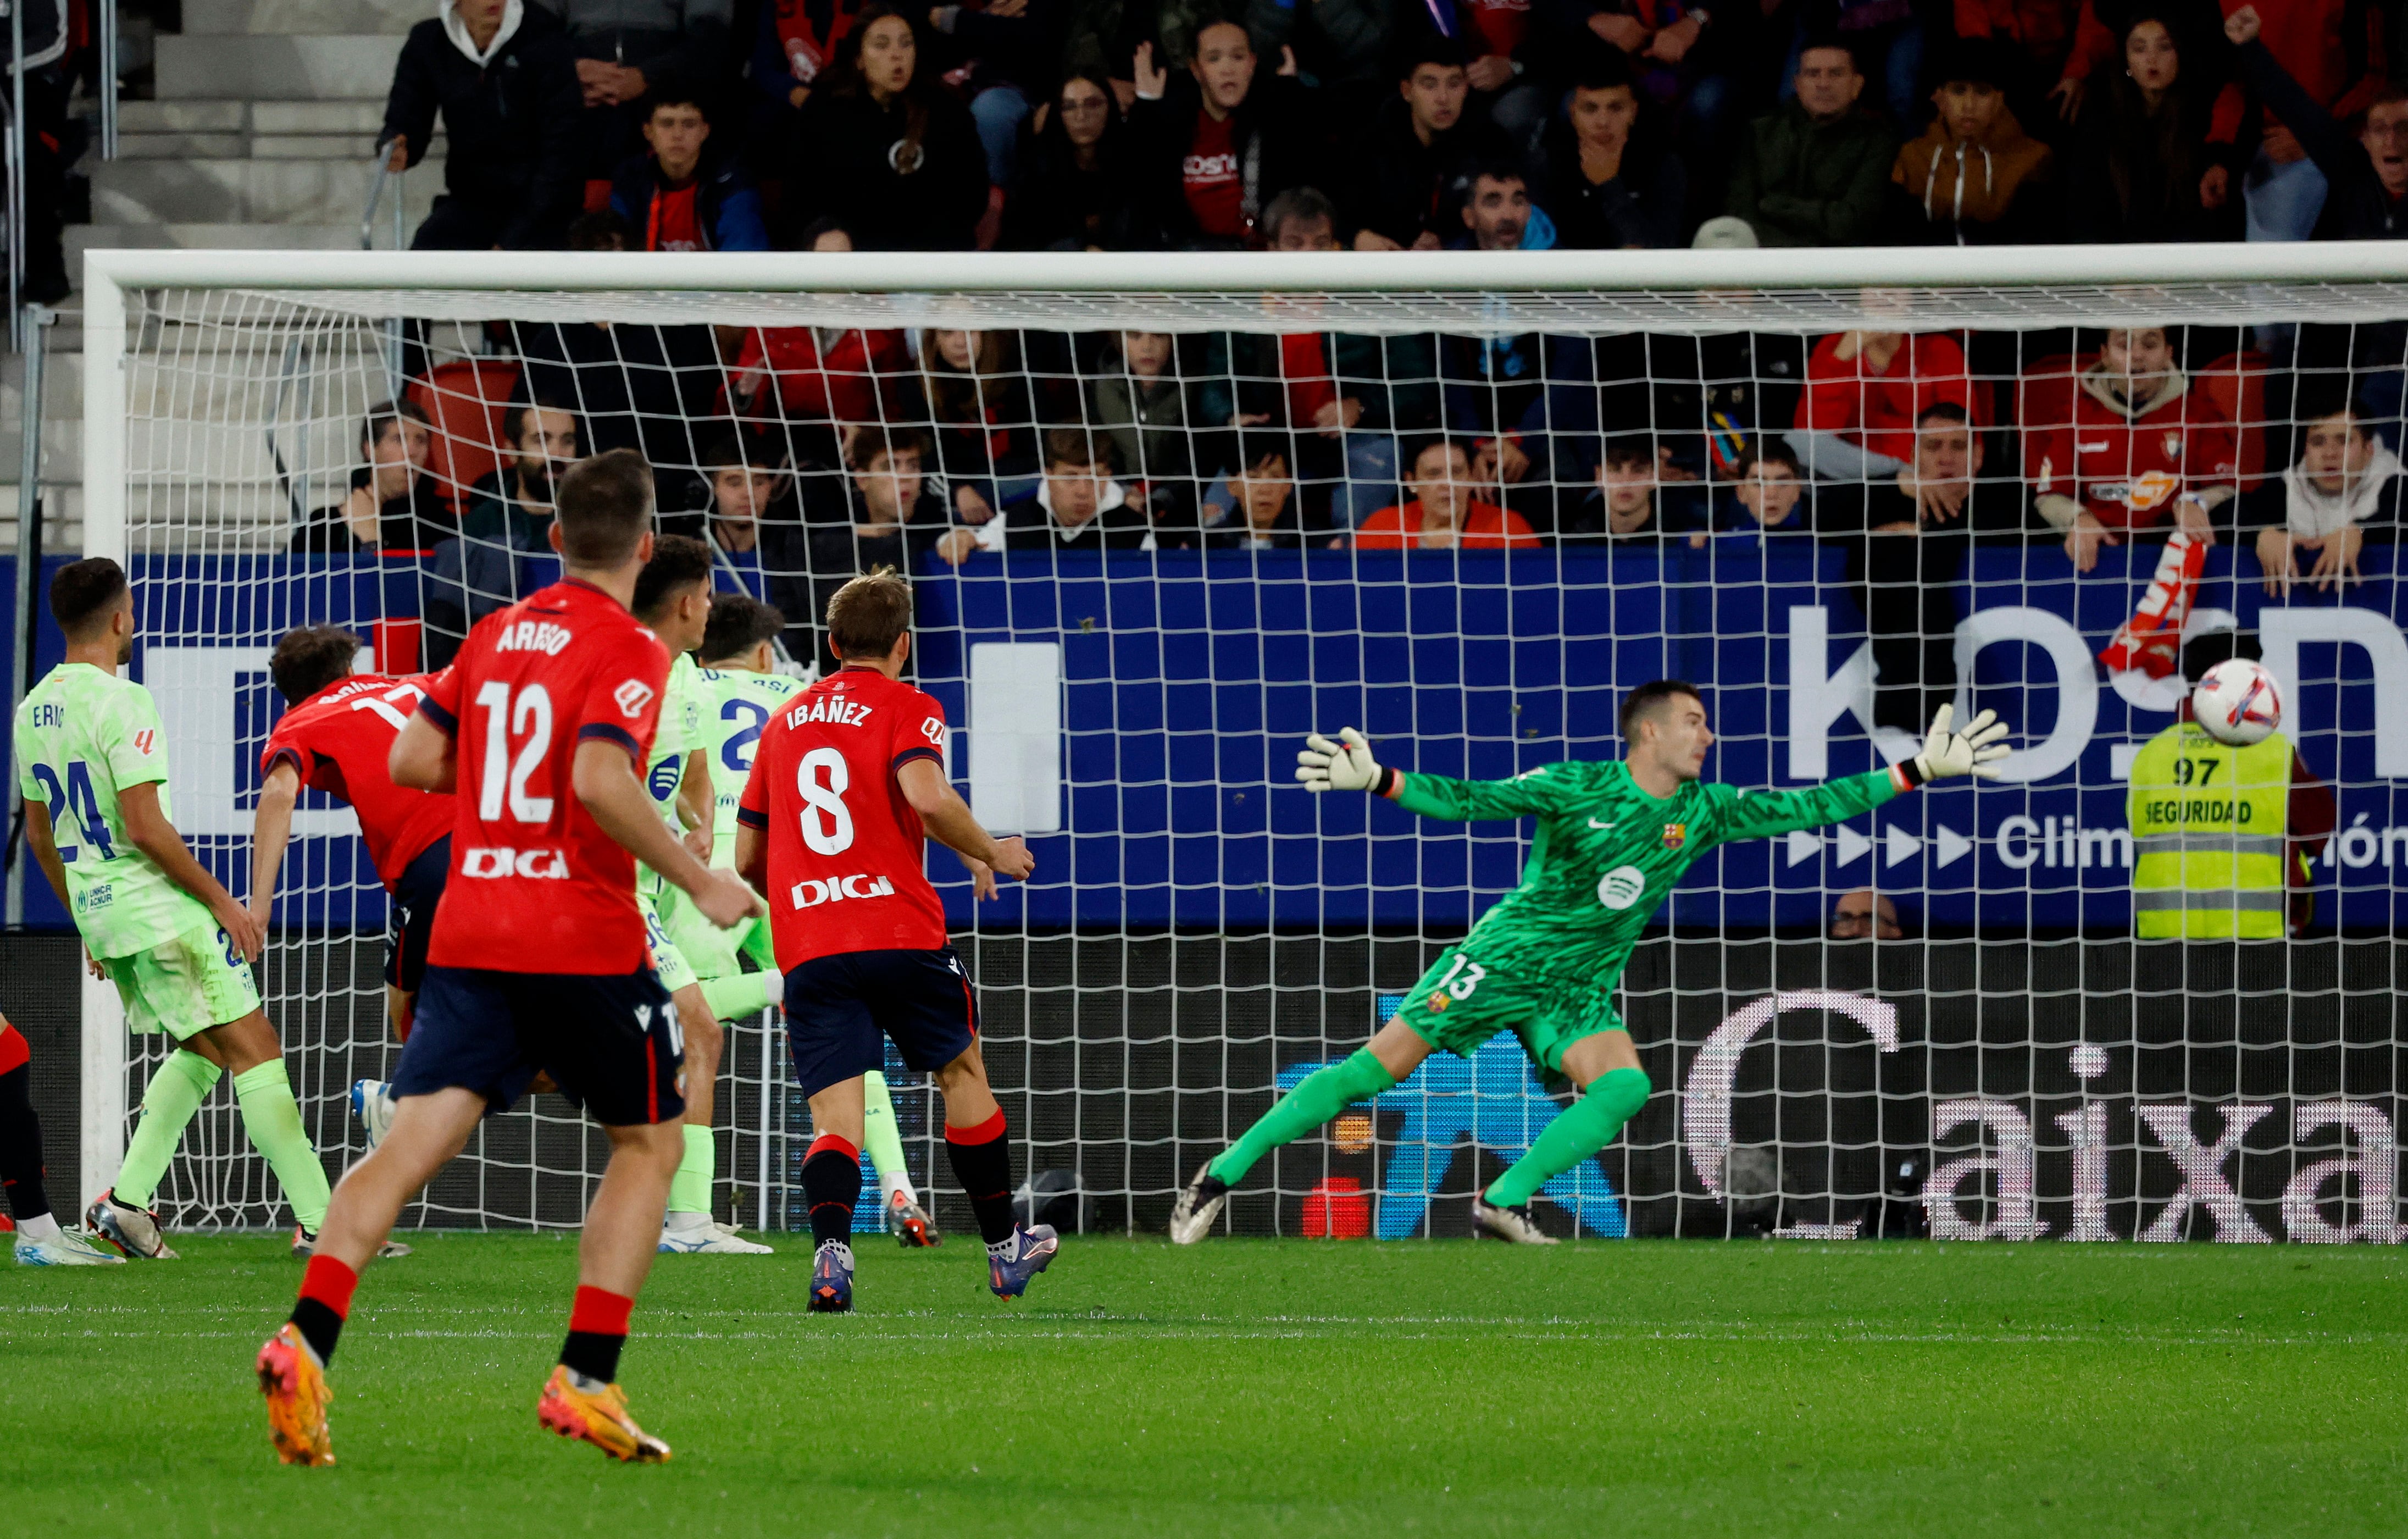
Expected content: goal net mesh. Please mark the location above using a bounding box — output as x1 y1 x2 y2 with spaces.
103 271 2408 1244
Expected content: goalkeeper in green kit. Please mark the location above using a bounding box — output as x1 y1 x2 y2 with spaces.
1170 682 2011 1244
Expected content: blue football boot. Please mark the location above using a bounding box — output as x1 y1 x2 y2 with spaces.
808 1241 855 1313
986 1223 1059 1300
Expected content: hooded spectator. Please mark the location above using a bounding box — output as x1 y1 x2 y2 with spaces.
1892 37 2054 244
1346 37 1499 251
381 0 582 251
1725 38 1897 247
2024 326 2239 573
1001 432 1160 552
1542 47 1689 250
2242 398 2404 596
2061 8 2239 244
792 3 990 248
608 93 769 250
1003 71 1149 249
1128 20 1322 248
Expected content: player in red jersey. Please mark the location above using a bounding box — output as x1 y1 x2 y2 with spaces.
252 627 456 1054
734 569 1050 1314
257 449 764 1469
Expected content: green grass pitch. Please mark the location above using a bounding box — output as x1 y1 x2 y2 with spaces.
7 1233 2406 1537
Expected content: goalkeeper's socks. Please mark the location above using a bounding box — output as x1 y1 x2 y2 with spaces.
1206 1049 1399 1187
116 1049 221 1209
943 1110 1016 1244
1483 1067 1652 1210
668 1124 715 1219
560 1285 632 1385
290 1254 358 1367
0 1059 55 1224
802 1134 861 1247
234 1060 332 1232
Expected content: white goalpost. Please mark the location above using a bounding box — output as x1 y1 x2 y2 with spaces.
74 242 2408 1244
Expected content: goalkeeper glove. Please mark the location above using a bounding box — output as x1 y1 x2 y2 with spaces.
1295 728 1392 794
1901 702 2011 785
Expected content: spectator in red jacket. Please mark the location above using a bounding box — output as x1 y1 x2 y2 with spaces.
1787 327 1981 484
2024 326 2239 572
1355 437 1540 549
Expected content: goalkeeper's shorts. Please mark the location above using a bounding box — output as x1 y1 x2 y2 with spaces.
1394 948 1623 1076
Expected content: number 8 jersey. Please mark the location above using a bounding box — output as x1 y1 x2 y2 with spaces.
416 578 670 973
737 662 950 969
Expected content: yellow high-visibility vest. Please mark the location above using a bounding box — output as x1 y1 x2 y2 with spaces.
2126 722 2293 939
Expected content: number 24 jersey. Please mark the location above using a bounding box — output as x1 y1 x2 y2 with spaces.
417 579 670 975
737 664 949 970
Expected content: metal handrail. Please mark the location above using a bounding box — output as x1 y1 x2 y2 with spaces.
360 139 406 251
98 0 115 159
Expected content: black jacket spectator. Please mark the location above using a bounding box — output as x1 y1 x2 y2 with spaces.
2061 15 2240 245
1128 70 1321 248
1002 73 1150 249
1725 98 1897 247
534 0 736 175
1344 91 1498 249
1244 0 1391 107
608 147 770 249
1540 96 1686 249
2237 37 2408 241
791 7 990 248
1001 495 1158 551
292 471 454 556
381 3 582 250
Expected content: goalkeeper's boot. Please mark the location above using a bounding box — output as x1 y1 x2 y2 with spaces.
537 1366 671 1464
1168 1163 1229 1245
85 1189 177 1259
808 1240 854 1313
887 1191 941 1248
256 1322 336 1466
291 1227 412 1260
350 1079 396 1152
987 1222 1059 1300
14 1226 124 1265
1472 1195 1560 1245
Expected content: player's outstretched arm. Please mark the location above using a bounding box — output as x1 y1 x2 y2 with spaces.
21 802 71 914
896 759 1034 881
1712 704 2013 843
676 748 713 860
1294 727 1588 821
249 760 301 928
119 781 264 962
572 739 767 929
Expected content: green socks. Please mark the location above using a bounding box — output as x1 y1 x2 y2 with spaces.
232 1060 331 1231
1484 1066 1651 1209
669 1124 715 1217
1206 1048 1399 1186
701 970 781 1022
862 1071 912 1203
115 1049 221 1208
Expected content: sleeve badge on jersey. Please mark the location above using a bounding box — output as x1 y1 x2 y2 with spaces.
614 680 657 718
1661 822 1686 850
133 728 156 756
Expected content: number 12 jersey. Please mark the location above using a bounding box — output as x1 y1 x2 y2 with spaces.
738 663 950 969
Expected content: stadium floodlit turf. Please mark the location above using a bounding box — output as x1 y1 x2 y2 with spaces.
7 1234 2405 1537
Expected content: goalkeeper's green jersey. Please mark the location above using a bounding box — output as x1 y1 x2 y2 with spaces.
1393 759 1901 989
13 663 214 958
695 666 805 865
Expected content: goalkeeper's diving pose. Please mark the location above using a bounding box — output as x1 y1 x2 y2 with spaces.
1170 682 2011 1244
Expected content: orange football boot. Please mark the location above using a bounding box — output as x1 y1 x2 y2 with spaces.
256 1322 335 1466
537 1366 672 1463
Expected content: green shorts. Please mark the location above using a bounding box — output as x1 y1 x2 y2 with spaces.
659 884 741 983
105 921 263 1041
1394 948 1623 1076
640 890 698 996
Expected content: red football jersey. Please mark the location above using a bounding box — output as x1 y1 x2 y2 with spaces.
738 664 950 970
2025 374 2239 533
260 671 455 889
418 579 670 974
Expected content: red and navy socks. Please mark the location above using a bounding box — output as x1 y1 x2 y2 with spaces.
944 1110 1015 1249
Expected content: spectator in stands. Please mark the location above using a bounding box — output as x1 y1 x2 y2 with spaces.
1892 37 2054 245
1956 0 2090 127
1788 325 1980 484
1129 23 1320 248
292 400 447 555
1450 163 1558 248
1058 0 1218 103
1563 434 1705 542
2228 7 2408 242
670 433 795 597
1091 330 1201 529
535 0 735 182
922 0 1059 220
2061 9 2239 244
920 328 1040 530
1206 436 1320 549
2243 398 2403 596
2220 1 2387 246
382 0 582 252
752 0 868 135
424 396 580 660
1828 888 1903 939
1439 292 1591 522
1725 39 1896 247
1347 39 1496 251
1355 438 1540 549
792 4 990 248
725 224 915 468
1002 431 1159 551
809 427 979 568
608 93 768 250
1538 0 1731 154
0 0 68 304
1706 441 1822 544
2025 326 2239 573
1412 0 1550 158
1005 71 1147 249
1543 47 1688 250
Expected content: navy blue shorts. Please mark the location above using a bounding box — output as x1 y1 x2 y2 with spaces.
383 835 451 994
394 964 685 1126
783 947 979 1098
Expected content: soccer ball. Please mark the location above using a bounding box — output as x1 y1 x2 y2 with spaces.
2191 659 2282 746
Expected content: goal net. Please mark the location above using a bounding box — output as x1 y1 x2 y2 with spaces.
75 246 2408 1244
